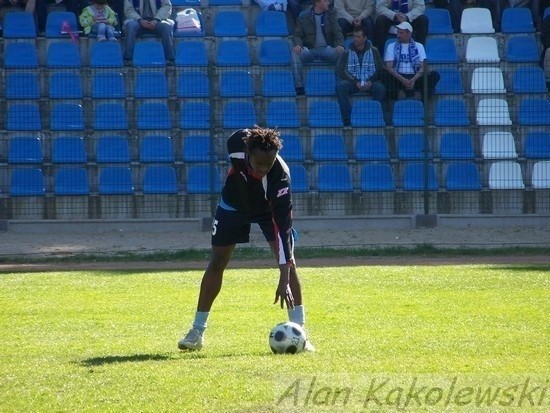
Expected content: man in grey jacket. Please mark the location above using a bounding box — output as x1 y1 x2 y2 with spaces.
334 0 376 44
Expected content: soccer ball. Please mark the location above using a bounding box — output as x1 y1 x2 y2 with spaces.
269 322 307 354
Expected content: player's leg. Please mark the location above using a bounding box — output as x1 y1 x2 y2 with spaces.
197 244 235 312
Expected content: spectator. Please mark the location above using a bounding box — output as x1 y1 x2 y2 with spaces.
336 26 386 126
36 0 89 34
123 0 174 63
374 0 429 55
292 0 345 95
382 21 439 100
334 0 376 42
79 0 118 41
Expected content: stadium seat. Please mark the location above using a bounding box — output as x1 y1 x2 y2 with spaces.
512 67 547 94
209 0 241 5
465 37 499 63
288 164 309 192
92 72 126 99
45 11 78 38
255 10 289 36
222 101 257 129
47 42 81 68
94 103 128 130
425 8 453 34
317 164 353 192
90 41 123 68
434 98 470 126
54 167 90 195
134 71 169 98
501 7 535 33
3 11 36 38
360 163 395 192
460 8 494 33
4 42 38 69
266 100 300 128
175 41 208 67
213 10 247 36
6 72 40 99
425 38 459 64
140 135 174 163
49 72 83 99
51 103 85 131
96 136 131 163
7 103 42 131
308 100 344 127
471 67 506 94
531 161 550 189
524 132 550 159
397 133 432 160
133 41 166 68
99 166 134 194
517 98 550 125
177 71 210 98
476 98 512 126
279 134 304 162
445 162 482 190
10 168 46 196
51 136 87 163
220 71 254 98
262 70 296 97
392 100 424 127
187 165 221 194
259 39 291 66
305 68 337 96
482 131 518 159
182 135 216 163
217 40 250 66
439 133 475 160
505 36 539 63
8 137 43 164
143 166 178 194
180 102 210 129
351 100 386 127
312 134 347 161
354 134 390 161
137 102 172 130
173 9 205 37
403 162 439 190
434 67 464 95
488 161 525 189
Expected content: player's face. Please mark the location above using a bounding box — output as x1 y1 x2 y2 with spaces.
248 148 278 178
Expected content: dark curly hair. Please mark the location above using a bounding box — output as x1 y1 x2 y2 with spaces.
243 126 283 153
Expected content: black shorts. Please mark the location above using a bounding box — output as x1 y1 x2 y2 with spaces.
211 205 275 246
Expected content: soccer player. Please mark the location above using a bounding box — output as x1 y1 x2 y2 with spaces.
178 127 314 352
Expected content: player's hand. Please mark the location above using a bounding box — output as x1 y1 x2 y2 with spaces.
274 282 295 309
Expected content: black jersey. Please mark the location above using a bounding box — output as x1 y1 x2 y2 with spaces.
221 130 295 264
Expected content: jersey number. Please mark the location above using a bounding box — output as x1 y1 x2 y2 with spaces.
212 219 218 236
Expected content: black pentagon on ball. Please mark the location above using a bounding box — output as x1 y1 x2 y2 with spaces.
286 345 298 354
274 331 286 342
291 326 302 336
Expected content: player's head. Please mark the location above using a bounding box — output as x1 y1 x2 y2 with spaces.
243 127 283 178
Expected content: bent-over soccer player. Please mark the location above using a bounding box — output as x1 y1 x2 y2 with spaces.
178 127 314 352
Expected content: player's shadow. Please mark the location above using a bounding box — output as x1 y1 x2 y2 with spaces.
80 353 174 366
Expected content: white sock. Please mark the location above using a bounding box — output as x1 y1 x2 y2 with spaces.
192 311 209 333
288 305 305 326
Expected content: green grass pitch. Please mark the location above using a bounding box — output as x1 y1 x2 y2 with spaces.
1 264 548 412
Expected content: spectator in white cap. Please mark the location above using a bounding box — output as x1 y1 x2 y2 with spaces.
382 21 439 101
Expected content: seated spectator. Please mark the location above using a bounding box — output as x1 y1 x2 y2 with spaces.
336 26 386 126
123 0 174 62
374 0 429 54
382 22 439 100
79 0 118 41
292 0 345 95
334 0 376 43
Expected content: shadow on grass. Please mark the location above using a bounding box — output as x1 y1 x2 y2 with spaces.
81 353 175 366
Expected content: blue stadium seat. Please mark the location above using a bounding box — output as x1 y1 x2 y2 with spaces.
175 41 208 67
8 137 43 164
140 135 174 163
512 67 547 94
52 136 87 163
177 71 210 98
54 167 90 195
143 166 178 194
49 72 83 99
217 40 250 66
220 71 254 98
7 103 42 131
525 132 550 159
137 102 172 130
256 10 289 36
6 72 40 99
182 135 217 162
288 164 308 192
505 36 539 62
279 134 304 162
133 41 166 68
518 99 550 125
222 102 257 128
435 67 464 95
397 133 432 160
96 136 130 163
392 100 424 127
425 38 459 64
308 100 343 127
92 72 126 99
305 68 337 96
173 9 205 37
10 168 45 196
262 70 296 97
312 134 348 161
403 163 439 191
445 162 482 190
47 42 81 68
317 164 353 192
360 163 395 191
439 133 475 160
425 8 453 34
180 102 210 129
94 103 128 130
266 100 300 128
90 41 123 68
209 0 241 5
259 39 291 66
51 103 84 131
4 42 38 68
3 11 36 38
134 71 169 98
434 98 470 126
45 11 78 38
351 100 386 127
187 165 221 194
214 10 247 36
99 166 134 194
501 7 535 33
355 134 390 161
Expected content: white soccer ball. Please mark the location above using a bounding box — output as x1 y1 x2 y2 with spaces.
269 321 307 354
